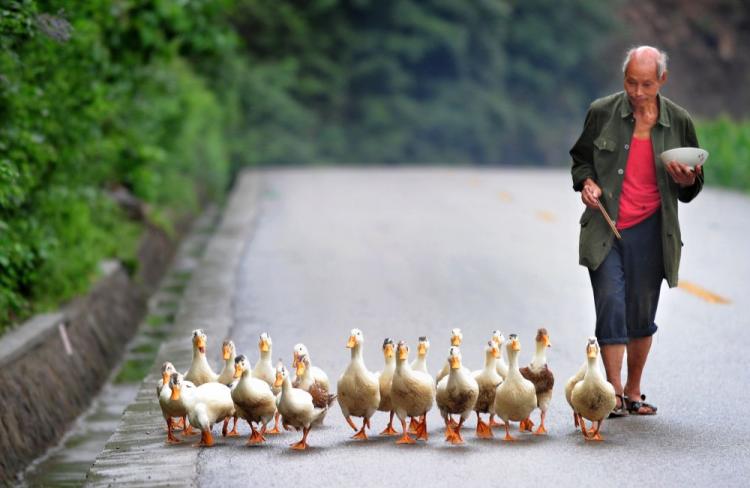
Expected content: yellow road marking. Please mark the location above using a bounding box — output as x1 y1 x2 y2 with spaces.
677 280 731 304
536 211 556 222
498 191 512 202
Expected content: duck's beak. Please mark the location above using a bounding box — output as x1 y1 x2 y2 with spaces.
398 347 408 361
492 347 499 358
296 361 306 377
587 345 597 359
384 344 394 358
292 352 300 367
273 372 283 388
170 384 181 401
196 337 206 354
449 356 461 369
259 338 269 353
234 364 244 379
417 343 427 355
162 372 170 385
544 335 552 348
512 339 521 352
346 335 357 348
223 345 231 360
451 336 461 346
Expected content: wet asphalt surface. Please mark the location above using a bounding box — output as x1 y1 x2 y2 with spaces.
197 168 750 487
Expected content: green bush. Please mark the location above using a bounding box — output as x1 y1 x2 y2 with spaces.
696 117 750 193
0 1 238 332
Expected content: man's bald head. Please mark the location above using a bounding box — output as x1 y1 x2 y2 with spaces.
622 46 668 79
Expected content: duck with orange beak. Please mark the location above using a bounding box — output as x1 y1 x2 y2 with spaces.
169 373 234 447
376 338 398 435
251 332 283 434
158 367 194 443
436 329 463 385
493 334 537 441
293 343 330 391
436 347 478 445
231 355 276 445
275 363 327 450
294 354 336 425
390 341 435 444
520 328 554 434
571 338 616 441
472 342 504 438
185 329 219 386
337 328 381 440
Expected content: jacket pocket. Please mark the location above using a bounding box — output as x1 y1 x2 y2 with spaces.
593 136 615 152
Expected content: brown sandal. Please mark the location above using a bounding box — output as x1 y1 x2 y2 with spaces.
625 394 657 415
608 394 629 418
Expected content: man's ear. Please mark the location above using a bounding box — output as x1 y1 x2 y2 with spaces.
660 70 668 85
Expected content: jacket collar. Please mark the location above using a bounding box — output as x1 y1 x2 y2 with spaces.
619 91 671 127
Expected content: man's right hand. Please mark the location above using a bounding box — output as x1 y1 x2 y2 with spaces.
581 178 602 209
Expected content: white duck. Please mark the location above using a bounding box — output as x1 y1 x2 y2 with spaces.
294 354 336 425
491 330 509 379
565 360 588 432
436 347 479 444
275 363 327 450
493 334 537 441
391 341 435 444
217 340 237 385
571 337 616 441
519 328 554 435
293 343 330 390
252 332 282 434
472 341 503 438
169 374 235 447
436 328 463 385
158 371 194 443
185 329 219 386
231 354 276 444
408 335 430 432
337 328 381 440
377 338 398 435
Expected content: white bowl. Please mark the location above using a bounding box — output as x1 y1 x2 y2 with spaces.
659 147 709 168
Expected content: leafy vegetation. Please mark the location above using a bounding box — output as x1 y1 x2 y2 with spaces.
696 117 750 193
0 1 236 331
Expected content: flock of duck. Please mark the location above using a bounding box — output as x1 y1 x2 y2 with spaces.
157 328 616 450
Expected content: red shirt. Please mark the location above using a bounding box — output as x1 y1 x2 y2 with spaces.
617 136 661 230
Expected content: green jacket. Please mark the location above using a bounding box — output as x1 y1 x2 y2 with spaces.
570 91 704 288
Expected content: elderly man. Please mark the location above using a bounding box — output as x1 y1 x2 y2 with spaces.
570 46 703 416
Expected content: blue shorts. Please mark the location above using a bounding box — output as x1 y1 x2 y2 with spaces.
588 211 664 345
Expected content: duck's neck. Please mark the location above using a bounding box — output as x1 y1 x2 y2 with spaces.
507 349 522 379
531 341 547 370
225 353 235 369
282 376 293 393
584 356 603 381
350 344 364 366
383 356 395 373
483 350 496 372
260 349 272 364
395 358 411 374
414 353 427 370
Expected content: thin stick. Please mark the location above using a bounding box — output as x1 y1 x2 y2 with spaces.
596 199 622 240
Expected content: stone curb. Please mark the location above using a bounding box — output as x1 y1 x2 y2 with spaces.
84 171 261 487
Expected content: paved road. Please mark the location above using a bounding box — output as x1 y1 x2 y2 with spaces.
193 168 749 487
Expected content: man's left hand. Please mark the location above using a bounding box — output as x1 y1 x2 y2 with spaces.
666 161 702 187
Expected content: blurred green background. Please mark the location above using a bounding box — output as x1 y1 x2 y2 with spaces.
1 0 748 332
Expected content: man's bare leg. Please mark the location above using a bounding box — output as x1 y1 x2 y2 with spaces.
600 344 625 410
624 336 656 414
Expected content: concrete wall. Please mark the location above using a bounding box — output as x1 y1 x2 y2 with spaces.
0 225 176 484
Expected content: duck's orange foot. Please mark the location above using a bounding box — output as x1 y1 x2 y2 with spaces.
352 427 368 440
290 440 309 450
182 425 197 436
247 430 266 445
415 421 429 441
447 417 459 429
408 417 419 434
166 433 181 444
489 417 505 428
476 418 493 439
533 424 547 435
380 424 398 436
519 418 534 432
195 430 214 447
396 434 416 444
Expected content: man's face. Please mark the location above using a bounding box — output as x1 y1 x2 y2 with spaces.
624 58 665 108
